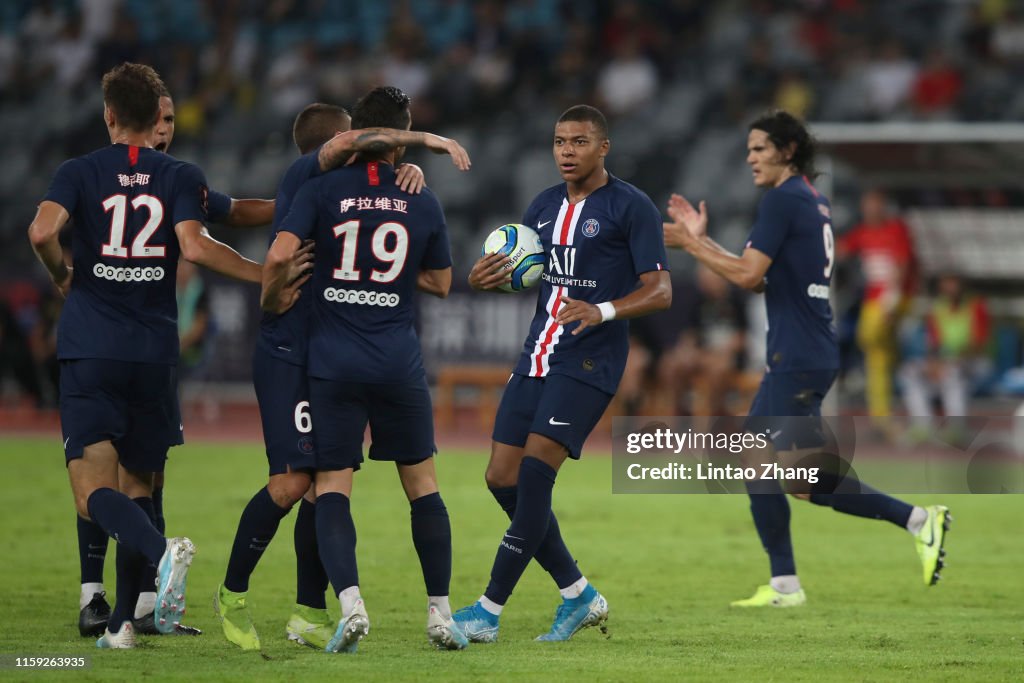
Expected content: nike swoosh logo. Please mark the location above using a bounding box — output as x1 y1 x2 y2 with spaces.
504 534 525 541
537 220 551 229
548 417 571 426
923 520 935 547
64 437 70 451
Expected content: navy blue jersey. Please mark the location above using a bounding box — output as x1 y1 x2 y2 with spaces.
42 144 207 364
745 175 839 372
256 150 322 366
207 189 232 223
511 174 668 394
281 161 452 383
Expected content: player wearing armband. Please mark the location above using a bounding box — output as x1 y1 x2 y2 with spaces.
662 109 950 607
454 105 672 642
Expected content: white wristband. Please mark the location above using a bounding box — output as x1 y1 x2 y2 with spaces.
596 301 617 322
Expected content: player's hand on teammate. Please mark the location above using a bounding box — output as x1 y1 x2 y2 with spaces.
424 133 471 171
468 252 512 291
395 163 426 194
663 193 708 249
557 296 602 335
285 240 315 284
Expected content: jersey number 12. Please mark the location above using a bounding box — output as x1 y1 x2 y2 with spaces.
101 194 166 258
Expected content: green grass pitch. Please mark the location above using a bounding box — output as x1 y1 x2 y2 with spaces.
0 437 1021 682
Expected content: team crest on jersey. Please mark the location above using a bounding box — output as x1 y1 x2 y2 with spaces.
581 218 600 237
297 435 314 454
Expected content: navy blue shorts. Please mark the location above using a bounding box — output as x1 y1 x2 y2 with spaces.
308 375 436 472
744 369 837 450
492 373 613 459
253 346 317 475
59 358 179 472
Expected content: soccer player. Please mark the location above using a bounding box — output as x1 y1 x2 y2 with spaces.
28 63 290 648
74 86 277 638
453 105 672 642
217 93 471 652
260 86 465 653
662 109 950 607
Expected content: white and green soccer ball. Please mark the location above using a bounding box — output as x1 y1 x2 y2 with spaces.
482 223 545 292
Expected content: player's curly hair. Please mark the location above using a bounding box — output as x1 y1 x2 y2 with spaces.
101 62 165 133
351 86 411 131
749 110 818 178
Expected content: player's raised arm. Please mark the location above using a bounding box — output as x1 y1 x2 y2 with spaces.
664 193 770 292
175 219 262 283
318 128 471 173
28 200 73 297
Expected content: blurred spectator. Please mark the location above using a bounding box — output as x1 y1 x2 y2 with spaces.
838 189 916 420
0 298 44 407
176 259 212 377
774 69 815 119
620 267 748 417
596 34 658 117
861 39 917 118
661 265 749 416
900 274 991 442
911 48 962 119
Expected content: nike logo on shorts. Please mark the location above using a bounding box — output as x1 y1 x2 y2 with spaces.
548 417 571 426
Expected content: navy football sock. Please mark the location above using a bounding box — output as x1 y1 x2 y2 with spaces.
152 485 165 534
316 492 359 596
77 515 109 584
745 479 797 577
224 486 290 593
489 486 582 589
87 488 166 566
294 498 328 609
809 478 914 528
410 492 452 597
107 498 154 631
484 457 556 605
138 485 163 602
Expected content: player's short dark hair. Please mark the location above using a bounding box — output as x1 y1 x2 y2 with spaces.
557 105 609 139
749 109 818 178
101 62 164 132
292 103 351 155
350 86 411 131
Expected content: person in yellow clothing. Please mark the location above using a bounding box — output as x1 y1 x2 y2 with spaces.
900 274 991 441
838 190 917 421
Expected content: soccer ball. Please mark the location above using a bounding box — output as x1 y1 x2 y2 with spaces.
481 223 545 292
